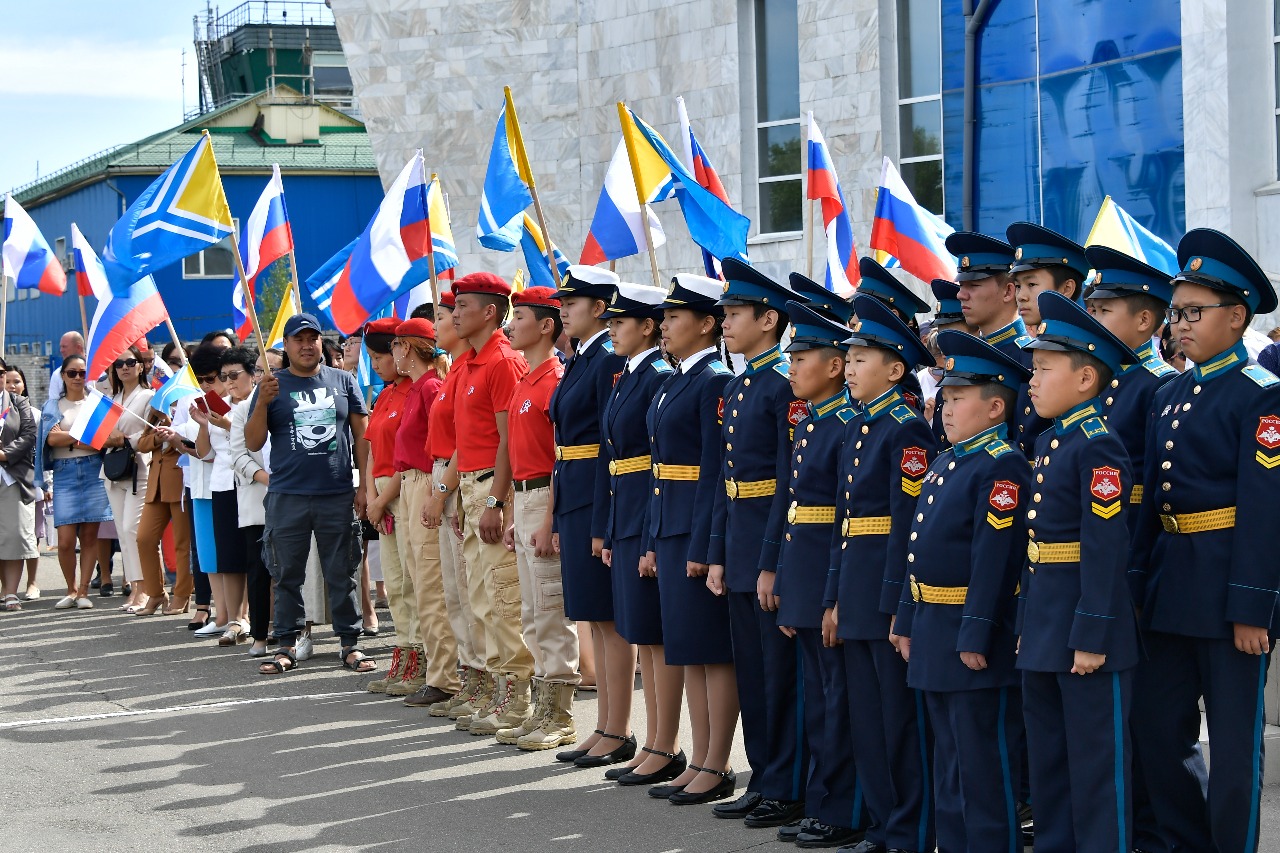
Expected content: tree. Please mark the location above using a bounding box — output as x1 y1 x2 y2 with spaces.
256 258 293 335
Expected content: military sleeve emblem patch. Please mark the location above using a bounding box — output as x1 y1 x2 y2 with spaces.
1257 415 1280 449
717 397 725 423
989 480 1019 511
613 371 623 386
788 399 809 426
1090 467 1121 501
901 447 928 477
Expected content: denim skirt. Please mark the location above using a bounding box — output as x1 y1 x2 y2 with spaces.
51 456 112 527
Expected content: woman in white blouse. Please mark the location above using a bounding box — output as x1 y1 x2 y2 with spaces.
99 347 155 612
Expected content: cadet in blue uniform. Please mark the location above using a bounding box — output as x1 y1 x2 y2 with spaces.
1006 222 1088 331
926 278 970 450
824 294 936 853
946 232 1047 458
1019 290 1141 853
893 330 1030 853
598 282 687 786
1129 229 1280 853
854 257 932 411
645 274 739 805
706 260 810 826
774 301 865 850
548 265 633 767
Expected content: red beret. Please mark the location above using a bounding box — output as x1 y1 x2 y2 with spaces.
512 286 561 309
364 317 401 336
395 318 436 339
439 290 456 308
452 271 511 298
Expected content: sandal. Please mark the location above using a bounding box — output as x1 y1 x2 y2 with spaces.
3 594 21 612
258 648 297 676
340 646 377 673
187 605 210 631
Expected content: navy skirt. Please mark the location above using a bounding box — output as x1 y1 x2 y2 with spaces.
655 532 733 666
611 534 663 646
557 504 614 622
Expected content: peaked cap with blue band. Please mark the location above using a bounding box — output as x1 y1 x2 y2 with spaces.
718 258 803 310
944 231 1016 282
663 273 725 317
936 329 1030 390
788 272 855 324
845 294 933 369
604 281 667 320
556 264 620 300
782 299 854 353
1083 245 1173 305
1007 221 1089 284
856 256 931 317
931 279 965 324
1172 227 1278 315
1024 289 1139 374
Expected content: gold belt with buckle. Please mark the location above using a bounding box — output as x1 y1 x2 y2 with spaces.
1159 506 1236 534
555 444 600 461
725 478 777 499
841 516 892 537
1130 484 1144 504
608 455 651 476
653 463 700 481
787 504 836 524
909 575 968 604
1026 540 1081 564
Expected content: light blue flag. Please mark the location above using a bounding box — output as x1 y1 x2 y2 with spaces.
304 237 359 327
476 105 534 252
521 223 571 288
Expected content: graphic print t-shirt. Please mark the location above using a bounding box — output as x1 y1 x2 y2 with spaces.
250 365 368 495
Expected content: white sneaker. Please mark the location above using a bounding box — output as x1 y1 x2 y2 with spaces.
75 597 94 610
295 633 314 661
54 595 77 610
194 620 225 637
21 586 39 601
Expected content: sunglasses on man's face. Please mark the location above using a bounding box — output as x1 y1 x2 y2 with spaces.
65 370 87 379
113 358 139 369
197 374 218 385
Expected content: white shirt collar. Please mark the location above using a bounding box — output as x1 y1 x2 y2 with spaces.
576 328 609 356
627 346 660 373
679 346 719 374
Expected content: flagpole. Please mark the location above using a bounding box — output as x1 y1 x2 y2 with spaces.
229 234 269 355
505 87 562 286
286 250 304 313
77 291 89 340
164 317 185 363
426 174 441 309
0 274 8 354
803 114 815 280
617 102 664 290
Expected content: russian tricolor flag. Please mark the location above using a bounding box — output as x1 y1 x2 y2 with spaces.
869 157 957 284
68 388 127 450
581 138 670 265
3 194 67 296
329 151 431 334
232 165 294 342
76 224 168 381
806 114 860 295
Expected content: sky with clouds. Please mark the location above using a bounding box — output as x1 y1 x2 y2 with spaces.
0 1 323 195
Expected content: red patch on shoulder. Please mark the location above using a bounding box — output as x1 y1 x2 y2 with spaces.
989 480 1019 511
902 390 921 411
787 399 809 426
900 447 928 477
1257 415 1280 449
1090 466 1122 502
717 397 724 421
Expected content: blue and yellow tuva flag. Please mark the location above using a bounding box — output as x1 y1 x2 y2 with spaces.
103 130 234 296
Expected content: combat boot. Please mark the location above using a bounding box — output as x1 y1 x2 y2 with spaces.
517 680 577 751
365 646 406 694
386 646 425 697
432 666 474 717
469 675 531 736
454 669 494 730
496 678 548 744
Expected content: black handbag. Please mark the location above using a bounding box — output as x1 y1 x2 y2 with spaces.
101 445 138 491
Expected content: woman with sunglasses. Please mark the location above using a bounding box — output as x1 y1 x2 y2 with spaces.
0 362 37 612
100 347 155 612
36 356 112 610
6 366 47 603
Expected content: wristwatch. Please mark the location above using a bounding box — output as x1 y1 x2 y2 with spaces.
436 482 453 494
484 496 507 510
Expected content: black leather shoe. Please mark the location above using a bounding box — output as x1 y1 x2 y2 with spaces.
668 766 736 805
778 818 817 842
573 733 637 767
795 822 863 849
617 749 687 786
647 783 686 799
604 764 638 780
712 790 764 819
557 728 606 762
837 841 887 853
744 798 806 828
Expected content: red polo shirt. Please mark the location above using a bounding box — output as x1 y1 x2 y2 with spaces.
365 377 412 479
454 331 528 472
506 356 563 481
394 371 443 473
427 350 470 462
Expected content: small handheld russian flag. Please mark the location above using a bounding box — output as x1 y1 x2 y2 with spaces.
3 193 67 296
68 388 127 451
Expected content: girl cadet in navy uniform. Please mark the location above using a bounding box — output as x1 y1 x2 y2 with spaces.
892 331 1031 853
706 260 808 828
548 265 633 768
596 282 687 787
824 295 936 853
774 301 865 851
1018 290 1141 853
644 274 738 805
1129 230 1280 853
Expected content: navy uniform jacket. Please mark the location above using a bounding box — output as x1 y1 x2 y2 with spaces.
1017 400 1139 673
646 353 733 563
894 424 1028 692
824 385 936 640
776 389 857 630
1130 342 1280 638
1099 339 1177 534
708 345 800 591
602 349 672 550
985 317 1049 458
549 330 625 538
